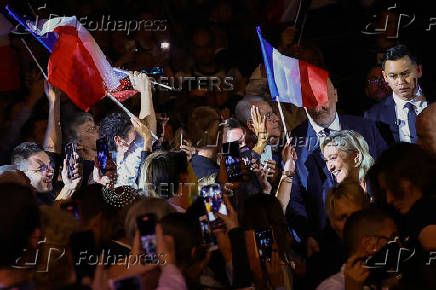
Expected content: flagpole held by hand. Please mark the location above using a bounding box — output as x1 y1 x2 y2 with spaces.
113 67 174 90
276 98 290 143
106 93 159 140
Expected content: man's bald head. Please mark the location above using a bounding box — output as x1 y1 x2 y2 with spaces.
417 103 436 154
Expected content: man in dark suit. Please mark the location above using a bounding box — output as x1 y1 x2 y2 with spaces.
365 45 429 144
286 78 387 257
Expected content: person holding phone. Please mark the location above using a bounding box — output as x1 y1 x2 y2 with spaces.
11 83 82 204
317 208 398 290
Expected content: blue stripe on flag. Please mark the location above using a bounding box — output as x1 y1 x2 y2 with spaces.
256 26 279 100
6 5 57 52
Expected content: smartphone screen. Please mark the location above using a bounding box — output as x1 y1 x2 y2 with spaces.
222 141 243 182
136 214 157 256
255 228 274 269
112 275 142 290
140 66 164 76
96 138 110 175
160 42 170 50
65 142 78 178
199 215 218 251
60 201 80 221
260 145 272 165
201 184 227 225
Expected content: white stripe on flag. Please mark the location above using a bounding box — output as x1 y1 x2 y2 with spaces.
41 16 121 90
272 48 303 107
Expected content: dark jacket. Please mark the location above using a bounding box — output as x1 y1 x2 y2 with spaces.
286 115 388 239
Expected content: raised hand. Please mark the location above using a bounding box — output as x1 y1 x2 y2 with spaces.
44 81 62 105
250 105 268 141
344 252 370 290
281 137 297 174
128 71 151 94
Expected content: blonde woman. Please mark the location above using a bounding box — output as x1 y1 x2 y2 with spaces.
320 130 374 191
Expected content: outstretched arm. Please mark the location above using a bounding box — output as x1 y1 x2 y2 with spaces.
43 82 62 153
128 71 157 135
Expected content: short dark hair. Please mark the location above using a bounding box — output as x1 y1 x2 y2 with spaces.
382 44 418 70
368 143 436 203
0 183 39 267
343 208 393 256
12 142 44 169
63 113 94 143
99 113 133 151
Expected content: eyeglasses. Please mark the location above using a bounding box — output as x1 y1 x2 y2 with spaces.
29 163 55 174
265 112 278 121
367 77 387 86
367 233 399 243
86 125 98 133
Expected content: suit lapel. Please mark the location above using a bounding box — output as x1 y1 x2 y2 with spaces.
383 96 400 142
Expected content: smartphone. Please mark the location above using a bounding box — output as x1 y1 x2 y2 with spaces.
255 228 274 269
222 141 243 182
140 66 164 76
201 184 227 230
136 214 157 256
70 230 97 282
65 142 78 178
112 275 142 290
60 201 80 221
199 215 218 251
96 138 110 175
364 238 411 284
260 145 272 165
160 42 170 50
156 113 167 138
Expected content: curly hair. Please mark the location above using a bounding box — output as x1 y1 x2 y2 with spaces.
99 112 133 151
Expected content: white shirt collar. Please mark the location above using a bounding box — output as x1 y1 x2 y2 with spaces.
306 112 341 134
392 92 426 109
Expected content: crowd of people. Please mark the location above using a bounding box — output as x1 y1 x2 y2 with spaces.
1 0 436 289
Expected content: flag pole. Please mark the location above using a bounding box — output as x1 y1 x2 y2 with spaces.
106 93 159 140
276 98 290 142
20 38 48 80
113 68 174 90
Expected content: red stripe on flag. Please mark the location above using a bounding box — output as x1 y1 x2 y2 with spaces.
299 60 329 107
48 26 105 111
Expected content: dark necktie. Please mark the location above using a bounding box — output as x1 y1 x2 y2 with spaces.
323 128 331 136
404 102 417 143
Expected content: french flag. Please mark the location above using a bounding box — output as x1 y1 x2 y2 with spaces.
5 5 138 109
38 16 127 111
256 26 328 107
